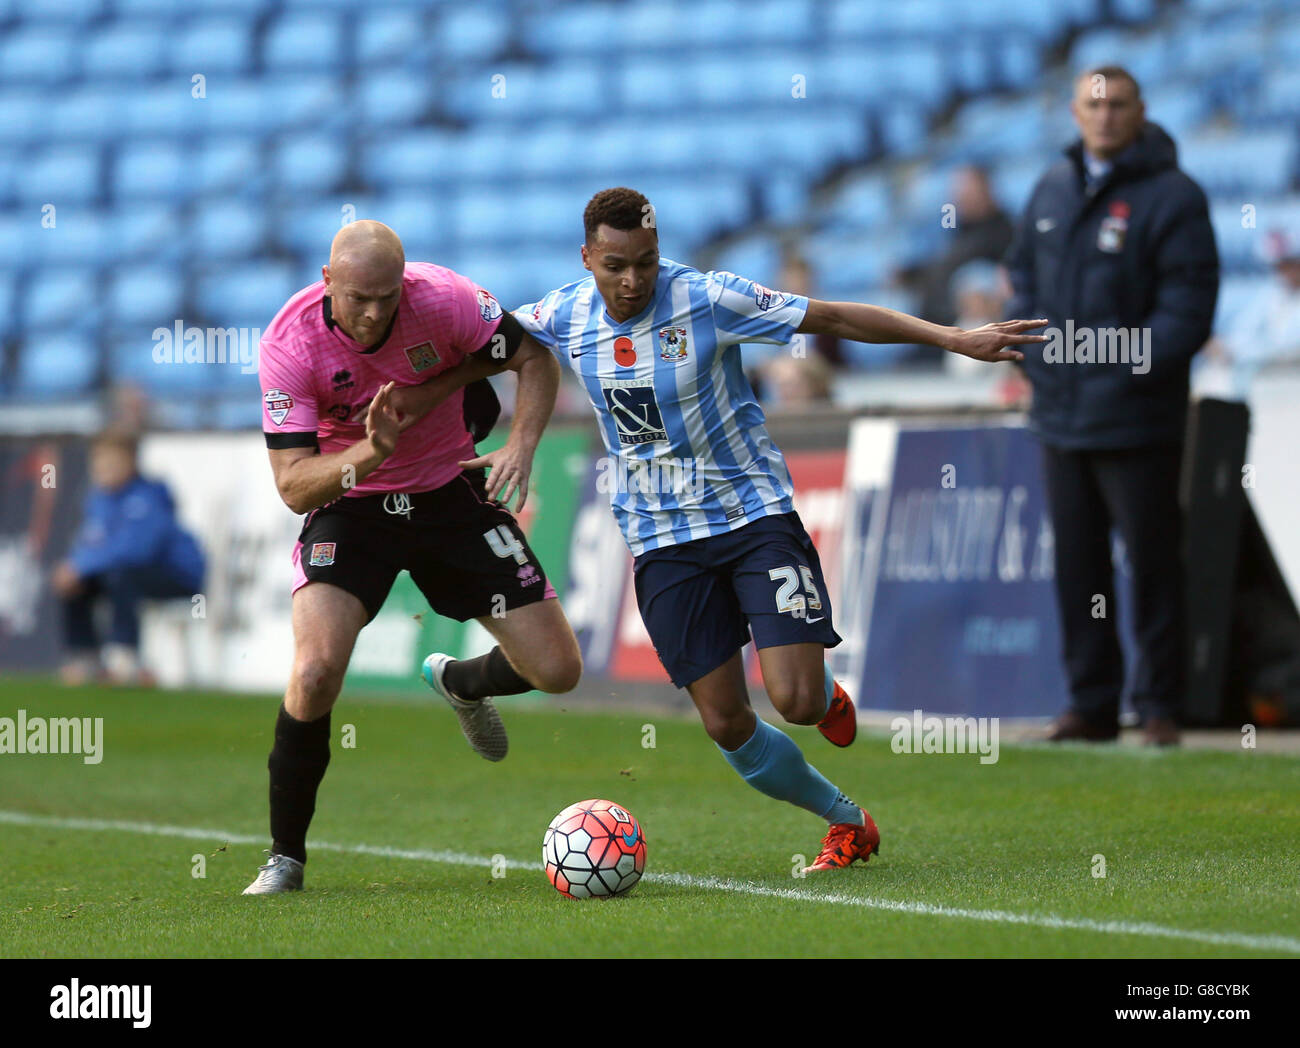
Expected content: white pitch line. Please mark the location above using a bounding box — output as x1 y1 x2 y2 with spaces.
3 809 1297 955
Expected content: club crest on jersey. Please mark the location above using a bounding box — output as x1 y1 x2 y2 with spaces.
477 288 503 323
403 341 440 373
1097 201 1129 253
753 284 785 311
309 542 336 566
658 327 688 362
601 378 667 445
264 388 293 426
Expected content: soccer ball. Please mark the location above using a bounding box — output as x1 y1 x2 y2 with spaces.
543 799 646 899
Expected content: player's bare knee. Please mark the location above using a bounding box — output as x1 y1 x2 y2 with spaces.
530 652 583 694
770 682 824 726
292 657 345 707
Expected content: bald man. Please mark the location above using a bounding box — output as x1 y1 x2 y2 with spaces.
247 221 582 894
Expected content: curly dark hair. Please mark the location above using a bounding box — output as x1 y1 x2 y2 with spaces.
583 187 657 243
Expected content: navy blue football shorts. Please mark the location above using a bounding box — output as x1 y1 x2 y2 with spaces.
632 512 841 689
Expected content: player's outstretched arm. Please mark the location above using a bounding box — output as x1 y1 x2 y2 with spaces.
797 299 1048 362
268 382 400 514
459 334 560 512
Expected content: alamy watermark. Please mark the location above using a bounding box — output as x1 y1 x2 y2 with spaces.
0 709 103 764
595 456 704 497
152 320 260 374
1041 321 1150 375
890 709 1000 765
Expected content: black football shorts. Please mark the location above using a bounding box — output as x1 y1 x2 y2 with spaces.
291 469 554 623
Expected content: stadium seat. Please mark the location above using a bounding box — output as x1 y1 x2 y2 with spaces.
192 139 262 198
24 268 100 331
434 6 511 61
14 331 100 397
113 140 188 202
263 14 344 71
81 22 170 80
107 267 185 328
195 261 298 331
191 200 267 260
270 134 347 195
357 9 428 64
169 18 255 76
1180 131 1297 197
0 27 78 86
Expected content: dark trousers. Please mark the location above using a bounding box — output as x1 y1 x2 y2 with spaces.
1041 443 1186 724
61 567 194 652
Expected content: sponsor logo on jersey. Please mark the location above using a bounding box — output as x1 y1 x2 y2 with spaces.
403 341 440 373
264 388 294 426
517 564 542 587
658 327 688 362
613 336 637 367
601 378 667 445
753 283 785 311
309 542 336 566
332 369 354 391
327 403 351 422
477 288 503 323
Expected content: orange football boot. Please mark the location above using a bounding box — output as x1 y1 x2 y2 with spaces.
802 809 881 872
817 678 857 747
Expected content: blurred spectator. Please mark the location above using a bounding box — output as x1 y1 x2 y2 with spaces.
762 352 833 409
899 165 1015 364
744 250 842 397
1199 230 1300 399
53 430 205 685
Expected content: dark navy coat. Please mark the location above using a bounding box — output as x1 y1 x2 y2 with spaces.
1004 122 1219 449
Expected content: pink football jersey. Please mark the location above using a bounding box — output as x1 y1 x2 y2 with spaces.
259 262 504 497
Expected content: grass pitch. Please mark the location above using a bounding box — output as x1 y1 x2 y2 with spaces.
1 679 1297 958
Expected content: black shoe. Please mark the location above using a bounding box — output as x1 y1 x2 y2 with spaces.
1045 710 1119 743
1141 717 1180 747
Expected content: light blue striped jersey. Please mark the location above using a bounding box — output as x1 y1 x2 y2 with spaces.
515 259 809 556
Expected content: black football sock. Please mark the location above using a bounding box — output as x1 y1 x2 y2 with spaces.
267 703 331 864
442 646 532 701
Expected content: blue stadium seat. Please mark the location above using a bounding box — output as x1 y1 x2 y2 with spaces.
44 87 121 145
1180 131 1297 198
191 200 267 260
19 0 104 22
263 14 344 70
15 146 100 206
357 9 430 63
25 209 110 266
824 172 894 234
15 331 100 397
192 139 262 198
711 236 785 287
107 267 185 327
0 90 47 144
113 140 187 201
368 194 451 254
169 18 255 76
82 22 170 79
0 27 78 86
24 268 100 331
278 198 380 258
270 135 347 194
358 71 433 128
195 261 298 331
112 205 186 265
124 83 204 137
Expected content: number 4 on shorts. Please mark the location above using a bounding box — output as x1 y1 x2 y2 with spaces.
484 525 528 565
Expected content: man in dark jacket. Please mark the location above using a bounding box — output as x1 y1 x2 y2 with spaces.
53 430 205 685
1004 65 1219 745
